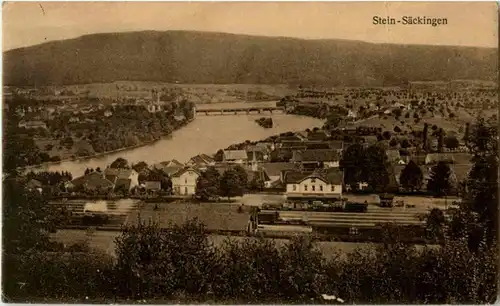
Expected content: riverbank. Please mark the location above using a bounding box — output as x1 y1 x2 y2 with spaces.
20 119 194 173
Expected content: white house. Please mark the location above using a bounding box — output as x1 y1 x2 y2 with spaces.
284 169 343 201
171 167 201 195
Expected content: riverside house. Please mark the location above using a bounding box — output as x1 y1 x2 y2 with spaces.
171 166 201 195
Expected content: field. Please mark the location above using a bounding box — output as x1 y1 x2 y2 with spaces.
37 83 296 104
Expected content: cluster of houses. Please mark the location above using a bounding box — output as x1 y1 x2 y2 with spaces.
61 127 474 202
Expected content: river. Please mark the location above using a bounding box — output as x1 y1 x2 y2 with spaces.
33 113 324 177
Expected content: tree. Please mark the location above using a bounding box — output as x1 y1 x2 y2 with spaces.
148 168 172 191
220 169 244 200
444 135 459 150
426 208 446 240
214 149 224 162
392 108 402 117
323 113 341 130
2 177 75 299
249 175 265 191
339 143 365 190
437 128 445 152
132 161 149 173
422 123 429 150
400 138 411 149
363 145 390 192
461 119 498 247
114 218 217 298
233 165 249 193
382 131 392 140
399 161 423 192
427 161 452 196
110 157 129 169
195 166 221 201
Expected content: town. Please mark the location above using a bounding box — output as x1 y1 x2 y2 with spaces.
2 4 498 303
7 81 496 243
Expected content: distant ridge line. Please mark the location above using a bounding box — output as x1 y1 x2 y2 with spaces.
3 30 497 86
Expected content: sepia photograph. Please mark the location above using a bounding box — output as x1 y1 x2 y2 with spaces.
1 1 499 304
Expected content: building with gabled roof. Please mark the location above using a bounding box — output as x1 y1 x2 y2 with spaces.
171 166 201 195
104 168 139 191
187 154 215 167
292 149 340 170
223 150 248 164
284 168 344 202
69 171 115 193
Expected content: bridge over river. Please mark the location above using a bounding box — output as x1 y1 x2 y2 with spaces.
195 101 285 116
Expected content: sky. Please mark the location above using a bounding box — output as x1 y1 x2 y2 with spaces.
2 1 498 51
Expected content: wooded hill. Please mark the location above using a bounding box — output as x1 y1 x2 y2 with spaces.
3 30 497 86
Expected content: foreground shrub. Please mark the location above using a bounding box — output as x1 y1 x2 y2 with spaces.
113 218 217 299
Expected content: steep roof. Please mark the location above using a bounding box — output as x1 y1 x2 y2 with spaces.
283 170 311 184
71 171 105 187
104 168 136 179
160 159 183 167
189 154 214 165
292 149 340 162
283 168 343 185
171 166 201 178
223 150 248 160
261 162 297 177
153 164 183 176
84 176 114 190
